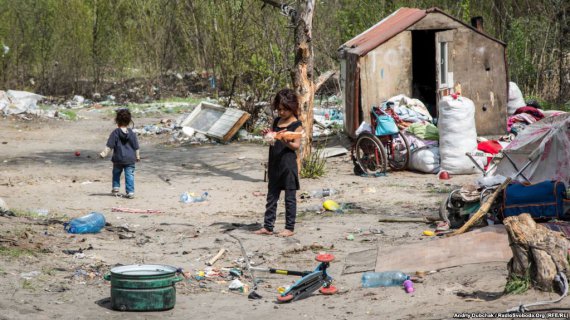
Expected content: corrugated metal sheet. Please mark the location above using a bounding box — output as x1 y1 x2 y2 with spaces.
341 8 426 57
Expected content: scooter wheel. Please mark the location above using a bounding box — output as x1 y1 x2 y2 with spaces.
277 294 294 303
319 286 338 295
316 253 335 262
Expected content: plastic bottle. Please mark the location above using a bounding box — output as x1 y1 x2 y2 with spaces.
310 188 338 198
180 192 209 204
65 212 106 234
361 271 409 288
403 279 414 293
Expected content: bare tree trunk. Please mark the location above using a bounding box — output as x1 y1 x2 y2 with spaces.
503 214 570 292
91 0 101 93
291 0 316 169
259 0 316 170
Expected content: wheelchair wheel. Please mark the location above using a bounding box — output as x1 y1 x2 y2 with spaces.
354 133 387 176
387 131 410 171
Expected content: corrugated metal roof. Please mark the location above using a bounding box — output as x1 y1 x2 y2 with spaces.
341 8 426 57
340 7 506 57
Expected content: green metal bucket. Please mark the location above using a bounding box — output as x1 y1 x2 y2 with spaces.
104 264 183 311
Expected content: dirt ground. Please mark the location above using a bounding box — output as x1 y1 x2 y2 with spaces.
0 106 568 320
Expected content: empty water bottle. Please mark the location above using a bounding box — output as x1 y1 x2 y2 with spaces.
65 212 106 234
310 188 338 198
180 192 209 204
361 271 409 288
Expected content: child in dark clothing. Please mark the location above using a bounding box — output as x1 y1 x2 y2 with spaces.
100 108 140 199
255 89 303 237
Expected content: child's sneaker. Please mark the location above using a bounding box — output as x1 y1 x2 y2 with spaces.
111 188 120 194
126 193 135 199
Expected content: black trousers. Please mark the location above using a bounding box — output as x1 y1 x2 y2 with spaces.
263 187 296 232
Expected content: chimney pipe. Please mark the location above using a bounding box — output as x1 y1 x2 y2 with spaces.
471 16 484 32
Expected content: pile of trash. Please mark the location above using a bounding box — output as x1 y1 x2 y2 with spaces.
0 90 44 115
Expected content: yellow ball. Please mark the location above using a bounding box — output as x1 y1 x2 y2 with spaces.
423 230 435 236
322 200 340 211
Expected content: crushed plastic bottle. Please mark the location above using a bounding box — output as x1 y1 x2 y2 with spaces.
310 188 338 198
361 271 409 288
403 279 415 293
64 212 106 234
180 192 209 204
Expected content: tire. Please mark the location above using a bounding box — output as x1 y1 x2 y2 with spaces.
439 194 467 229
354 133 387 176
387 131 410 171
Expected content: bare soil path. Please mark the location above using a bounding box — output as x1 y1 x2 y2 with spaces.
0 108 564 319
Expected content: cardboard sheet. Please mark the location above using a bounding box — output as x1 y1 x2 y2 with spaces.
375 225 512 273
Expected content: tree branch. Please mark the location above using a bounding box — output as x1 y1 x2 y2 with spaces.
314 70 335 92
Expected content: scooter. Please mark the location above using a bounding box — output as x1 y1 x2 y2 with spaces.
250 253 338 303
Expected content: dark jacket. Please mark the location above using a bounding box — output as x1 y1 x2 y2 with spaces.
106 128 139 165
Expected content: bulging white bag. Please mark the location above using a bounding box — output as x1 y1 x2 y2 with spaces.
438 96 478 174
409 146 440 173
507 82 525 115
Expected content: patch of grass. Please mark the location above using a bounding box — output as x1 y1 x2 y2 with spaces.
21 279 34 290
301 143 327 179
426 186 454 194
59 110 77 120
0 266 6 275
504 268 531 294
11 208 45 218
42 266 56 276
0 247 37 258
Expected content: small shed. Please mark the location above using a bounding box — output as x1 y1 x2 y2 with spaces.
338 7 508 137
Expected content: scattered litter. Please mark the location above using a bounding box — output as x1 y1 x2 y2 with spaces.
322 200 340 211
20 271 41 280
210 222 262 232
62 244 93 255
32 208 49 216
180 192 208 203
229 279 244 290
111 207 163 214
64 212 106 234
345 234 355 241
207 248 227 266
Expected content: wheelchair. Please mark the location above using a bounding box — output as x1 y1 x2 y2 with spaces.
352 104 410 176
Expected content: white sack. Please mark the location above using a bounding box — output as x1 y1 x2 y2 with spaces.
409 146 440 173
507 82 525 116
438 96 479 174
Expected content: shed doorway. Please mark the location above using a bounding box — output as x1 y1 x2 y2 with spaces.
412 30 437 117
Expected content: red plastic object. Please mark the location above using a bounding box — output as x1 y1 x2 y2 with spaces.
319 286 338 295
277 294 294 303
315 253 335 262
438 171 450 180
75 151 81 157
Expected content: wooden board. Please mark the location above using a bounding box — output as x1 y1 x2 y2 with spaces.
180 102 250 142
343 248 378 275
375 225 512 273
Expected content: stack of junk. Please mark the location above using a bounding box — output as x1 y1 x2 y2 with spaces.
364 84 568 179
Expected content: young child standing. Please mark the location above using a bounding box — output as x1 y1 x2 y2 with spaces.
100 108 140 199
255 89 303 237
